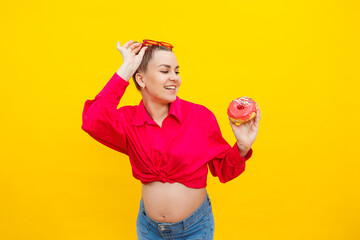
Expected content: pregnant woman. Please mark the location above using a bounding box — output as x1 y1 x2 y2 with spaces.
81 39 261 239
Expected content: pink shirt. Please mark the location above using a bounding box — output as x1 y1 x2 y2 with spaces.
81 72 253 189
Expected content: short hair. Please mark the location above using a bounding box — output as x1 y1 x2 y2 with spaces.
132 45 173 91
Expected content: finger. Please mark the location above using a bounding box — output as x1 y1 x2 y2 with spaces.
117 41 124 52
255 102 260 119
130 42 142 51
123 40 134 49
258 108 261 120
117 41 127 55
138 46 148 56
255 108 261 125
133 43 143 53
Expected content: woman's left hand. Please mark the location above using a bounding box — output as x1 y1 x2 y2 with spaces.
229 103 261 154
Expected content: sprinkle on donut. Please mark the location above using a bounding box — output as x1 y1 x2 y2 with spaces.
233 96 252 108
227 96 257 124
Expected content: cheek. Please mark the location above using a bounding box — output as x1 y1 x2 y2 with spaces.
152 86 162 95
154 83 165 96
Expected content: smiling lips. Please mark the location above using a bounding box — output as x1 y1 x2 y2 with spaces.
164 86 176 90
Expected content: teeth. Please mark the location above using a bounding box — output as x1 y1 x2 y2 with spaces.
165 86 176 90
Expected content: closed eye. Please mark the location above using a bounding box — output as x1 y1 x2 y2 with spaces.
161 71 180 74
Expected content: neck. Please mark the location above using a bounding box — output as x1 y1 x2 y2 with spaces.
142 96 170 124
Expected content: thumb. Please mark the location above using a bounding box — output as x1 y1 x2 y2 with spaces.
117 41 122 52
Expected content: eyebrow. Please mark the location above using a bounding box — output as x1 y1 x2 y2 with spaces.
157 64 179 69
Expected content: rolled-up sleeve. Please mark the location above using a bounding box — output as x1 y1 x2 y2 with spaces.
205 109 253 183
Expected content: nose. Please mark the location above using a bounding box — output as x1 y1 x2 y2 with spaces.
169 73 178 81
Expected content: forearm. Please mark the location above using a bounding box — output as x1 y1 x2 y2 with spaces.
116 63 137 82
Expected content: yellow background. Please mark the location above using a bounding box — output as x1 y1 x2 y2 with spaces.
1 0 359 239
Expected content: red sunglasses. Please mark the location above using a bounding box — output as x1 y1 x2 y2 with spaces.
141 39 174 50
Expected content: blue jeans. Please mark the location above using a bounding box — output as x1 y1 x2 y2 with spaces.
136 192 215 240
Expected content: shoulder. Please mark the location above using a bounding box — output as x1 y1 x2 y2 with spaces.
178 97 216 121
116 104 138 120
117 104 137 113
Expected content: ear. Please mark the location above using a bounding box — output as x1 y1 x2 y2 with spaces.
135 72 145 88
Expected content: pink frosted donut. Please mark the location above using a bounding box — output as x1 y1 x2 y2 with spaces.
227 97 257 124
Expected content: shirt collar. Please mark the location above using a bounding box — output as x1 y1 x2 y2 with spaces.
131 96 182 126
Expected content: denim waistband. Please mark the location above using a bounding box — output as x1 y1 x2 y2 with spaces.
139 192 211 232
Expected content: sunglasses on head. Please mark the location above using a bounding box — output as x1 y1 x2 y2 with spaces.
141 39 174 50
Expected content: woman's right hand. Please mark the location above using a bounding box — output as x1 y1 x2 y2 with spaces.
117 40 148 72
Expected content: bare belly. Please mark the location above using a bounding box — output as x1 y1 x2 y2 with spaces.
141 181 207 223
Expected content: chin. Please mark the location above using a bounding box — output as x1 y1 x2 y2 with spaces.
162 95 177 104
163 97 175 104
170 94 178 101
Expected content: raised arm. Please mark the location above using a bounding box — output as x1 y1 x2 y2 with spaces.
81 40 148 154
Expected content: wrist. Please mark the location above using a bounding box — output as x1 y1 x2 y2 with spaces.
236 142 251 158
117 63 136 82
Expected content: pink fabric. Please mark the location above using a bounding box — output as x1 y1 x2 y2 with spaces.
81 72 253 188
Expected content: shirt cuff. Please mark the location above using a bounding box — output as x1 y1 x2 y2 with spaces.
114 72 130 88
98 72 130 98
227 143 253 167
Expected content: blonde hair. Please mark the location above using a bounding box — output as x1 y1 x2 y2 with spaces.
132 45 173 91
